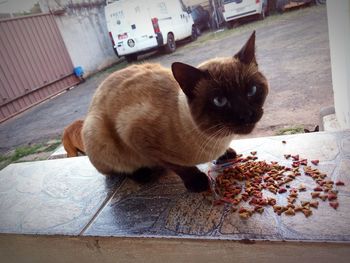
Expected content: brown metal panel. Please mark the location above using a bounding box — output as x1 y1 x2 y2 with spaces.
24 17 51 100
18 18 46 94
44 16 72 82
9 20 38 106
42 17 65 72
35 16 69 94
44 15 69 70
0 14 80 123
0 22 23 100
26 16 52 100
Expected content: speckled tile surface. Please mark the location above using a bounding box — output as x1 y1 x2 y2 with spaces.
1 131 349 242
0 157 124 235
83 131 350 241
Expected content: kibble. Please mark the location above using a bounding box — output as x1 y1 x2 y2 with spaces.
311 160 319 165
329 201 339 210
335 181 345 186
206 151 345 219
285 207 296 216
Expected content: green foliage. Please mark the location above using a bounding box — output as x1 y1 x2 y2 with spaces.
276 126 305 135
10 144 43 162
0 140 61 170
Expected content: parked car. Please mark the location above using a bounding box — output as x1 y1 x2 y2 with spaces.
191 5 210 35
105 0 197 62
221 0 268 29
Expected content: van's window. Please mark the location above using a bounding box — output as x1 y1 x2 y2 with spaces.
157 2 168 14
222 0 239 4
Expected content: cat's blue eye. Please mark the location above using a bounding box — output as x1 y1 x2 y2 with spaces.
247 85 257 97
213 96 228 107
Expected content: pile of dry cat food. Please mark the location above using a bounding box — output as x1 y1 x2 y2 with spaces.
206 151 345 219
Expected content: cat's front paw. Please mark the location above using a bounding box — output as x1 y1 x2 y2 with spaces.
184 171 210 193
215 148 237 165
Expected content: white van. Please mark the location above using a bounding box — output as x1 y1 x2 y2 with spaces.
221 0 267 28
105 0 197 62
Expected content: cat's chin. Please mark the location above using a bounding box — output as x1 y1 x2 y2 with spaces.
231 124 256 135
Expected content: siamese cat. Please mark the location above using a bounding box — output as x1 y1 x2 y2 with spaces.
82 31 268 192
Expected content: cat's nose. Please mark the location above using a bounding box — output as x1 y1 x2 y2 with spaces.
239 111 253 124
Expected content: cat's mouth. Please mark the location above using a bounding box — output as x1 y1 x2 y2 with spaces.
230 123 256 135
199 122 257 137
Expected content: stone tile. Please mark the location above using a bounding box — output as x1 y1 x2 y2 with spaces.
231 132 340 163
84 131 350 242
1 130 349 243
0 157 124 235
83 172 186 236
220 206 281 239
332 159 350 193
164 192 224 236
341 134 350 156
279 194 350 241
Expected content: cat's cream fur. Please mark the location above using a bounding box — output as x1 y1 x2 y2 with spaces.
83 63 232 175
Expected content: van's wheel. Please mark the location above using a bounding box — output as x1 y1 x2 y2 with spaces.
259 7 265 20
207 21 211 30
227 21 234 29
276 0 288 13
259 5 266 20
125 54 137 63
165 33 176 53
113 48 119 57
191 26 199 41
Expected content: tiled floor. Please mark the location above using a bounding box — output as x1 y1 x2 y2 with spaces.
0 157 124 235
0 131 350 262
82 130 350 241
1 130 350 240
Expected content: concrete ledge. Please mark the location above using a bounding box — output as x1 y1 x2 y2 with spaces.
48 145 67 159
1 234 349 263
319 106 342 132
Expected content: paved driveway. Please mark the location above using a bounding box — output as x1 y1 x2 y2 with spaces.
0 5 332 154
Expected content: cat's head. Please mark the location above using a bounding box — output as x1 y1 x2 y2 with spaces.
172 31 268 136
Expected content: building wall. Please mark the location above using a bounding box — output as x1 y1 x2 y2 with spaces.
327 0 350 129
39 0 119 77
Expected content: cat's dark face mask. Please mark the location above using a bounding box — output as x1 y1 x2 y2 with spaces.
172 31 269 136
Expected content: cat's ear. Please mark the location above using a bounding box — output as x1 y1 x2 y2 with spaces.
234 31 256 65
172 62 209 99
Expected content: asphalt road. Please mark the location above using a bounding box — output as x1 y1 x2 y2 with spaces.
0 5 333 154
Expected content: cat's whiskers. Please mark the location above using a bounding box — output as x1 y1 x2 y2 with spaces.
208 125 227 162
192 125 218 162
181 120 207 138
194 124 222 158
170 121 220 163
195 124 224 163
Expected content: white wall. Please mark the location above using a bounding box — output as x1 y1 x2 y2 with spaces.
40 0 119 76
327 0 350 129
